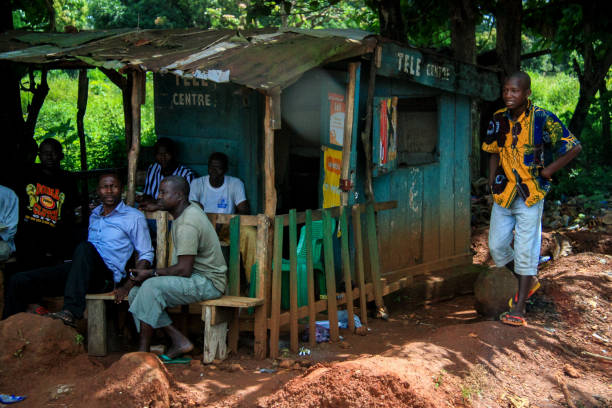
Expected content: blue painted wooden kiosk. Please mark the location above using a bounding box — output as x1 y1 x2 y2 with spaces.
0 28 499 359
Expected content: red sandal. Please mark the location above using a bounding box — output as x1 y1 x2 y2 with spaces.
500 312 527 326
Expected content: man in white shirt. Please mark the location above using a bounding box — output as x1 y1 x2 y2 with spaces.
189 152 249 215
189 152 256 283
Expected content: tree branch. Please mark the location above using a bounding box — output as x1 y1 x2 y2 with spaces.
521 49 552 60
24 69 49 138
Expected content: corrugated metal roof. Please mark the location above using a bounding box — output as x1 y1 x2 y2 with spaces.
0 28 376 91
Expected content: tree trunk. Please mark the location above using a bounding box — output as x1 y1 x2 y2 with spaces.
599 81 611 157
450 0 478 64
495 0 522 77
376 0 406 42
100 67 133 149
568 4 612 137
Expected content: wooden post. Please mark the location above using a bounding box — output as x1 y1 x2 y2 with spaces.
77 69 89 219
288 209 299 353
254 214 270 359
360 46 381 202
351 205 368 328
305 210 316 347
340 63 358 206
366 204 387 318
86 298 107 356
264 95 277 217
155 210 168 268
269 215 284 358
127 70 145 206
228 216 241 354
340 206 355 332
322 210 339 342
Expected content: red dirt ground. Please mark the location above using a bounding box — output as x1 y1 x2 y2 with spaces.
1 229 610 407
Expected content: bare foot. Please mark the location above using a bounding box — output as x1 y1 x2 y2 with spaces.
166 340 193 359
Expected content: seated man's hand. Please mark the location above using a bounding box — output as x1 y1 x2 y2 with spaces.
113 284 131 304
129 268 154 283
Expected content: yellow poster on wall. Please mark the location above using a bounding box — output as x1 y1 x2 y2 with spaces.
322 147 342 208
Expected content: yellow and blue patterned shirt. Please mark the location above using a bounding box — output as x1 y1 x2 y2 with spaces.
482 101 580 208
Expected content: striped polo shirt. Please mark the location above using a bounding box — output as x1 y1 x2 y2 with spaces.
143 162 195 199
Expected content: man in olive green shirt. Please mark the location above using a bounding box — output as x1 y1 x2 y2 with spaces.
127 176 226 359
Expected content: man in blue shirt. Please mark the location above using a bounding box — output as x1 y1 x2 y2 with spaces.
3 172 154 326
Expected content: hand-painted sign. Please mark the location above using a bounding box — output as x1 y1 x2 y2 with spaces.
322 147 342 208
328 92 346 146
155 74 216 109
378 42 499 101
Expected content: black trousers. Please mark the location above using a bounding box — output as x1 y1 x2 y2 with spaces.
3 241 114 319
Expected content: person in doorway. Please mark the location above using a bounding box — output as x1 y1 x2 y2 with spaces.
482 71 581 326
137 137 195 211
3 172 154 324
15 138 79 271
127 176 226 359
189 152 257 282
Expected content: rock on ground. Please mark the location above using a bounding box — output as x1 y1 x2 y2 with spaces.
473 267 517 318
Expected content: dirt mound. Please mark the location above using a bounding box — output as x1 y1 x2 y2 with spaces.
258 357 440 408
82 352 174 408
0 313 83 375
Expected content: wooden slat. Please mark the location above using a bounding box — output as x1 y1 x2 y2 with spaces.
228 216 241 354
322 210 339 342
454 95 472 256
422 165 441 262
155 210 169 268
351 205 368 328
208 213 258 226
382 253 473 283
366 204 385 312
269 215 284 359
438 94 455 258
86 292 115 300
228 216 240 296
288 209 299 353
305 210 316 347
340 206 355 332
200 296 264 308
253 214 270 359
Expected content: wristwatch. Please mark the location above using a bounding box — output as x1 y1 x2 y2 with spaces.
151 268 158 277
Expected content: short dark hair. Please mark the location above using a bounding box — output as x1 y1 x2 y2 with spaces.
98 171 124 186
154 137 177 156
208 152 228 171
506 71 531 90
39 138 63 154
162 175 190 198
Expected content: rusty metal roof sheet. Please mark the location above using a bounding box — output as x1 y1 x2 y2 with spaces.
0 28 375 91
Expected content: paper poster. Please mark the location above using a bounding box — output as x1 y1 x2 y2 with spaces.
322 148 342 208
328 93 346 146
379 97 398 165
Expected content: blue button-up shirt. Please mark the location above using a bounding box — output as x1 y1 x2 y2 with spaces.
88 201 154 283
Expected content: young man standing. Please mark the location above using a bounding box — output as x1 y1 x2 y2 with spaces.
128 176 226 359
483 71 581 326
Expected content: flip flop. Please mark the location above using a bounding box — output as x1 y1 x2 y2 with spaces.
159 354 192 364
500 312 527 326
508 281 541 308
0 394 26 404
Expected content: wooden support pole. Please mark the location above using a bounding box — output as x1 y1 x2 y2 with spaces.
366 203 387 319
288 209 299 353
305 210 316 347
77 68 89 219
155 210 168 268
340 206 355 332
254 214 270 359
264 95 277 218
352 205 368 328
127 70 145 206
340 63 358 206
360 46 381 202
228 216 241 354
269 215 284 359
322 210 339 342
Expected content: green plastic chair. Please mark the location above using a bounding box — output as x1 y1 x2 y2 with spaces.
249 218 335 310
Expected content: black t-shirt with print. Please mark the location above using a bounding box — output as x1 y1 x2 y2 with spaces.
15 165 79 266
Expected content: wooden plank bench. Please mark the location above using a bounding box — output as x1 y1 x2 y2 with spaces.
85 292 263 362
86 210 265 361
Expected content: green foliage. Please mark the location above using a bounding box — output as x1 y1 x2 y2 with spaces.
22 69 156 172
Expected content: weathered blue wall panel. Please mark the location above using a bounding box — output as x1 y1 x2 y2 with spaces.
454 95 471 255
154 74 261 212
421 163 440 262
437 94 456 259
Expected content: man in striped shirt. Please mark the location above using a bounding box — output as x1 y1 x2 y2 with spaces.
137 138 194 211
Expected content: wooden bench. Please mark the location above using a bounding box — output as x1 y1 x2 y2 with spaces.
86 292 263 362
86 210 265 362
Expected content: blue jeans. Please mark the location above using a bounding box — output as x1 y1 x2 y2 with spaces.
488 197 544 276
